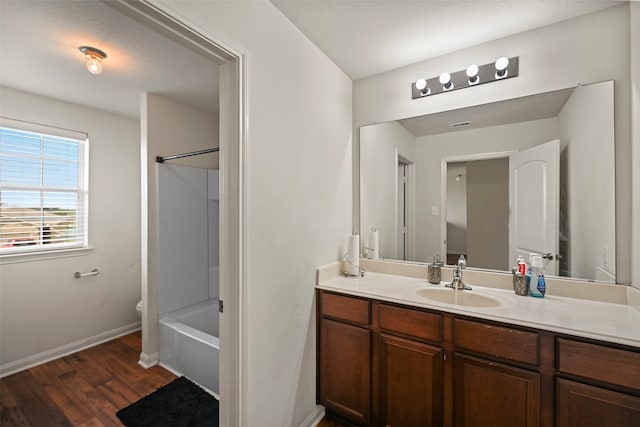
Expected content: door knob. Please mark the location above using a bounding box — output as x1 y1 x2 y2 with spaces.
542 253 554 260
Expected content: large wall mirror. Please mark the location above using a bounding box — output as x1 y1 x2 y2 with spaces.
360 80 615 283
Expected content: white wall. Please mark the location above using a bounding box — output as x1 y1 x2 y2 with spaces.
0 87 140 372
141 93 218 365
149 2 353 426
558 81 616 281
414 118 558 262
354 4 633 283
632 2 640 287
360 121 415 260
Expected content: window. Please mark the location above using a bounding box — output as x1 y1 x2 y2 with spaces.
0 118 88 255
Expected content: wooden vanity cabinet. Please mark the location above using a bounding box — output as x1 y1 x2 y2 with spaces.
318 292 372 425
555 338 640 427
452 318 544 427
377 303 444 427
317 289 640 427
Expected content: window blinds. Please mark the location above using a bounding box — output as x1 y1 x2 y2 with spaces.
0 117 88 254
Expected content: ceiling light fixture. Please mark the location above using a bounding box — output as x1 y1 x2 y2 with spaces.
411 56 518 99
79 46 107 75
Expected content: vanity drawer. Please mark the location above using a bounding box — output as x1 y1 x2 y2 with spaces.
320 291 371 326
557 338 640 391
453 318 539 365
379 303 442 343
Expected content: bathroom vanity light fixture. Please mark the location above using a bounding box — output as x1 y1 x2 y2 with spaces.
79 46 107 75
411 56 519 99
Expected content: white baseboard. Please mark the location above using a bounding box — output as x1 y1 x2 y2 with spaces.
0 321 141 378
300 405 326 427
138 351 159 368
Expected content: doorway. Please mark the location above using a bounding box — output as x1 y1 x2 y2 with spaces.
397 153 414 261
441 154 510 270
114 2 245 425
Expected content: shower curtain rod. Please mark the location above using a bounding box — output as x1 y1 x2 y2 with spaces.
156 147 220 163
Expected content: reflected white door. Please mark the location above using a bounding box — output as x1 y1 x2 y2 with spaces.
509 139 559 275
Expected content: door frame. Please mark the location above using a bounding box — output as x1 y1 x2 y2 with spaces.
440 151 515 264
113 2 247 425
396 150 415 261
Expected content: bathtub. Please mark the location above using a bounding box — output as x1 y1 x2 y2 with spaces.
159 299 219 394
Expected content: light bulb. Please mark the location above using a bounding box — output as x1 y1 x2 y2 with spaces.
495 57 509 78
79 46 107 75
439 72 453 90
86 57 103 74
466 64 479 84
415 78 430 96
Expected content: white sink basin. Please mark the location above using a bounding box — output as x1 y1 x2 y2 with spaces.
416 288 500 308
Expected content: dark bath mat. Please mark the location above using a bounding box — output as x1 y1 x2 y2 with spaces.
116 376 219 427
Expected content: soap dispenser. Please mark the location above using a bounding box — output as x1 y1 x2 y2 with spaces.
529 254 545 298
428 253 443 284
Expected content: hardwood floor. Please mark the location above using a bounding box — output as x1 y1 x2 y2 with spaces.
0 331 176 427
1 332 352 427
317 417 353 427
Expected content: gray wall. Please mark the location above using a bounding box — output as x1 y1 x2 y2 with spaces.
466 158 509 271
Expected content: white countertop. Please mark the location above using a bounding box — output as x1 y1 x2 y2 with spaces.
318 271 640 348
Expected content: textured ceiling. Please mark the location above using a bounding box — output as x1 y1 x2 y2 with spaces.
1 1 624 119
271 0 624 80
0 0 219 119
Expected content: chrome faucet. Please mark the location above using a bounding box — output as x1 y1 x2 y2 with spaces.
446 255 472 290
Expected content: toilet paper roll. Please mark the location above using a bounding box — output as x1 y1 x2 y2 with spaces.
369 228 379 259
345 234 360 276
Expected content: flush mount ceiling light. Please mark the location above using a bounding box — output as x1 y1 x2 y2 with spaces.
411 56 518 99
78 46 107 75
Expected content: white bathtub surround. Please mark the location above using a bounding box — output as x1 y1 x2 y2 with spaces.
159 299 220 394
155 162 220 392
157 164 209 315
317 259 640 348
208 170 220 300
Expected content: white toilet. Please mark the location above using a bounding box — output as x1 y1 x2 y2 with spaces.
136 300 143 318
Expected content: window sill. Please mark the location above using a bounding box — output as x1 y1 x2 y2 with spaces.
0 246 94 264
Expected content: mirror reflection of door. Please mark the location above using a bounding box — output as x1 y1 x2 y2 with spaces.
509 139 560 275
397 155 413 261
446 158 509 270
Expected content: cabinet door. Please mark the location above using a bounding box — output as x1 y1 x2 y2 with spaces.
556 378 640 427
320 318 371 425
378 333 443 427
454 353 540 427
